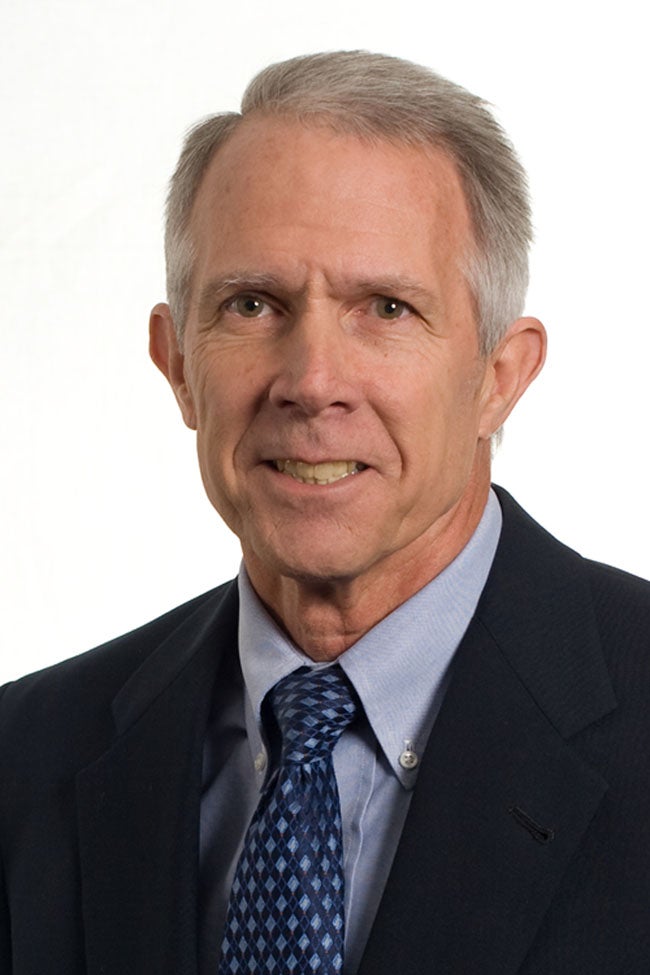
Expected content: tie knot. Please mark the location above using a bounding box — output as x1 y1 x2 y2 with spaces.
270 666 358 764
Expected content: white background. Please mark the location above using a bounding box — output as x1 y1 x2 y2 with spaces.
1 0 648 683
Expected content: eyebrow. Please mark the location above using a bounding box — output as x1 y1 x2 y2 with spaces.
196 270 440 322
352 275 438 307
197 272 286 322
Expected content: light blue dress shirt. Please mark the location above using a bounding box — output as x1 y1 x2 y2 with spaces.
199 490 502 974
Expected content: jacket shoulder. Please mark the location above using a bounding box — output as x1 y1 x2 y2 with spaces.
584 555 650 602
0 582 234 772
583 557 650 655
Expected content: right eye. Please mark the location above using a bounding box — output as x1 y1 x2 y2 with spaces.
227 294 272 318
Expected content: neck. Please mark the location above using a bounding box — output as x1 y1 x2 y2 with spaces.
244 473 492 662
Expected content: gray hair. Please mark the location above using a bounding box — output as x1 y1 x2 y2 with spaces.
165 51 531 355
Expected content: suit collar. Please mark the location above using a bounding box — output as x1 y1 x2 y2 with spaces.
76 581 239 975
360 487 616 975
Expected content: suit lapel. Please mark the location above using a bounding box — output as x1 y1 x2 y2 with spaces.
76 583 239 975
359 489 617 975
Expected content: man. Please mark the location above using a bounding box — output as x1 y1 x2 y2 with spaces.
1 51 649 975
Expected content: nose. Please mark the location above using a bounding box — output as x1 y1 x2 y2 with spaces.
268 311 362 416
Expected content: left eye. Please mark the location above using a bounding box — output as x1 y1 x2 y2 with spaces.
373 297 410 320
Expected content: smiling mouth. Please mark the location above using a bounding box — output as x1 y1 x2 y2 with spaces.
273 459 368 485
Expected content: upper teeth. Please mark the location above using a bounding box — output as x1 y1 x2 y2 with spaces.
274 460 365 484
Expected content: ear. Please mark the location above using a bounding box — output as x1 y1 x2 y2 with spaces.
478 317 547 439
149 303 197 430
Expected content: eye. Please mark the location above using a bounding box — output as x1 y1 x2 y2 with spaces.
373 296 411 320
228 294 271 318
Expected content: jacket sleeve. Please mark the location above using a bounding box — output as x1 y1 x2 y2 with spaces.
0 682 13 971
0 846 11 972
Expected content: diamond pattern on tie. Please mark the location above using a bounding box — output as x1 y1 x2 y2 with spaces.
218 666 358 975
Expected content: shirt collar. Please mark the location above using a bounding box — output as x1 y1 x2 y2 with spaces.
237 489 502 789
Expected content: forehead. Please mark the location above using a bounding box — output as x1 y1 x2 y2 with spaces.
188 115 473 287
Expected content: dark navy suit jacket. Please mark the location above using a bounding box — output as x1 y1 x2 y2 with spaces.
2 488 650 973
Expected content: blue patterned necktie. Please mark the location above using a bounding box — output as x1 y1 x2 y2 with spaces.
218 665 358 974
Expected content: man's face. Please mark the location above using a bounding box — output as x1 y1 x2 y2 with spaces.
159 117 506 591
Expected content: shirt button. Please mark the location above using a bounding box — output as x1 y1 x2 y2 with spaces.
254 751 267 774
399 746 419 770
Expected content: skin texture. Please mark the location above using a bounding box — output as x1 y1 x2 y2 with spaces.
150 115 546 660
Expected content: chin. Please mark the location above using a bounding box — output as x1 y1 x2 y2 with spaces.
250 538 371 587
276 554 362 585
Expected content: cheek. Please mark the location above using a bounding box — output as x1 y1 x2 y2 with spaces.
189 341 270 418
187 353 237 429
186 368 235 477
405 364 486 463
189 362 261 496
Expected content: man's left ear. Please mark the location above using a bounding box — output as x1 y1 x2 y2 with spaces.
478 317 547 439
